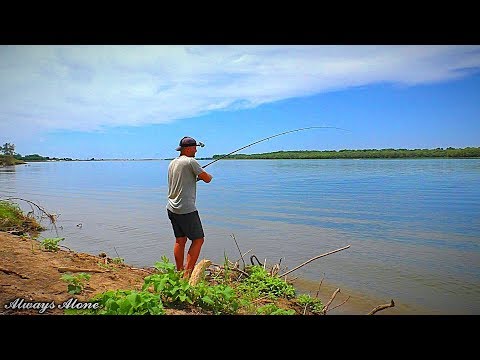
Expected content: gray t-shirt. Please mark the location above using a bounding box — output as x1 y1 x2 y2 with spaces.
166 155 205 214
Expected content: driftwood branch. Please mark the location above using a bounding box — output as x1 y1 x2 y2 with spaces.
130 267 156 274
189 259 212 286
234 248 252 264
315 273 326 298
57 267 107 273
322 288 340 315
367 299 395 315
329 295 351 312
2 197 60 235
0 266 29 279
210 263 249 277
230 234 246 270
278 245 351 278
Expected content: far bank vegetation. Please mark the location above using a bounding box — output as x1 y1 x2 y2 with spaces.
213 147 480 160
1 142 480 167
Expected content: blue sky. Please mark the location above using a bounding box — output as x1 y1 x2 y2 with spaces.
1 45 479 159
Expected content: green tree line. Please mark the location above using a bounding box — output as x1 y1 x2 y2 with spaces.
0 142 75 166
212 147 480 160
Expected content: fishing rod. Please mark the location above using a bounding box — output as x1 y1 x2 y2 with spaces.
201 126 350 169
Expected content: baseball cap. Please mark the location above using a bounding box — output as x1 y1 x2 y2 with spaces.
175 136 205 151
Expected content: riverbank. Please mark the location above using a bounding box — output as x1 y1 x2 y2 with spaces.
0 199 399 315
0 230 402 315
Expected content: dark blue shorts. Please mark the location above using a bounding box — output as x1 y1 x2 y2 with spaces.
167 209 205 240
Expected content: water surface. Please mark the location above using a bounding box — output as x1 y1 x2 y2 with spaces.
1 158 479 314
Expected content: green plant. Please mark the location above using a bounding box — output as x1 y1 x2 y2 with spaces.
61 272 91 294
297 293 324 314
97 261 115 270
66 290 165 315
0 200 43 233
64 255 316 315
256 303 295 315
40 237 64 252
192 281 239 314
142 256 194 306
236 265 296 300
112 257 124 264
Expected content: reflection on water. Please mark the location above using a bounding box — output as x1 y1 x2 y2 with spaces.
0 166 16 172
1 159 479 314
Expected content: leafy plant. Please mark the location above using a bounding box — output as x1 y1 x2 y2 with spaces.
142 256 194 306
66 290 165 315
0 200 43 233
40 237 64 252
297 293 324 314
71 255 319 315
192 281 239 314
97 261 115 270
61 272 91 294
236 265 296 300
256 303 295 315
112 257 124 264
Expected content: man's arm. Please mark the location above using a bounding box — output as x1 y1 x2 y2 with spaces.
197 171 213 183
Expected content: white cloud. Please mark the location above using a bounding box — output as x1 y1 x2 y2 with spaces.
1 45 479 136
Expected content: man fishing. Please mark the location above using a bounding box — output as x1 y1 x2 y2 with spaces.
166 136 213 279
166 127 347 278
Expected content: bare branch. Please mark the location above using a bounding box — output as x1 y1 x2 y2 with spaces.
234 248 252 264
278 245 351 278
367 299 395 315
230 234 246 270
322 288 340 315
210 263 249 277
315 273 326 299
303 303 308 315
329 295 351 312
0 266 29 279
57 267 107 273
2 197 60 236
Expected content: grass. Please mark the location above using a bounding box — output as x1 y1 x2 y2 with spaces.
0 200 44 235
0 155 25 166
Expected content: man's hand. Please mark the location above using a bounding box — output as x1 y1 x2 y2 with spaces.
197 171 213 183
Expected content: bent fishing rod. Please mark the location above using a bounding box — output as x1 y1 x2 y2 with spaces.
201 126 350 169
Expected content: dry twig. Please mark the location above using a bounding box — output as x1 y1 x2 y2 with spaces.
367 299 395 315
322 288 340 315
278 245 351 278
329 295 351 312
57 267 107 273
315 273 325 298
2 197 60 235
0 266 29 279
230 234 246 270
210 263 249 277
234 248 252 264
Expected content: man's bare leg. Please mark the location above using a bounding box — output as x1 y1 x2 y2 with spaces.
174 236 188 271
183 237 205 278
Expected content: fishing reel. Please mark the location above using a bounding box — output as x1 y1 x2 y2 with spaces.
197 142 205 147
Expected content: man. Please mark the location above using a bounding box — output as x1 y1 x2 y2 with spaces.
167 136 213 278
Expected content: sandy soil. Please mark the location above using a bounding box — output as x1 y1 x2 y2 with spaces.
1 231 311 316
0 231 207 315
1 230 401 316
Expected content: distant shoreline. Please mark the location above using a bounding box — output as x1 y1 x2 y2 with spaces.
3 146 480 165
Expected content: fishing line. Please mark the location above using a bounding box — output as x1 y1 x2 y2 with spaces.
202 126 350 169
